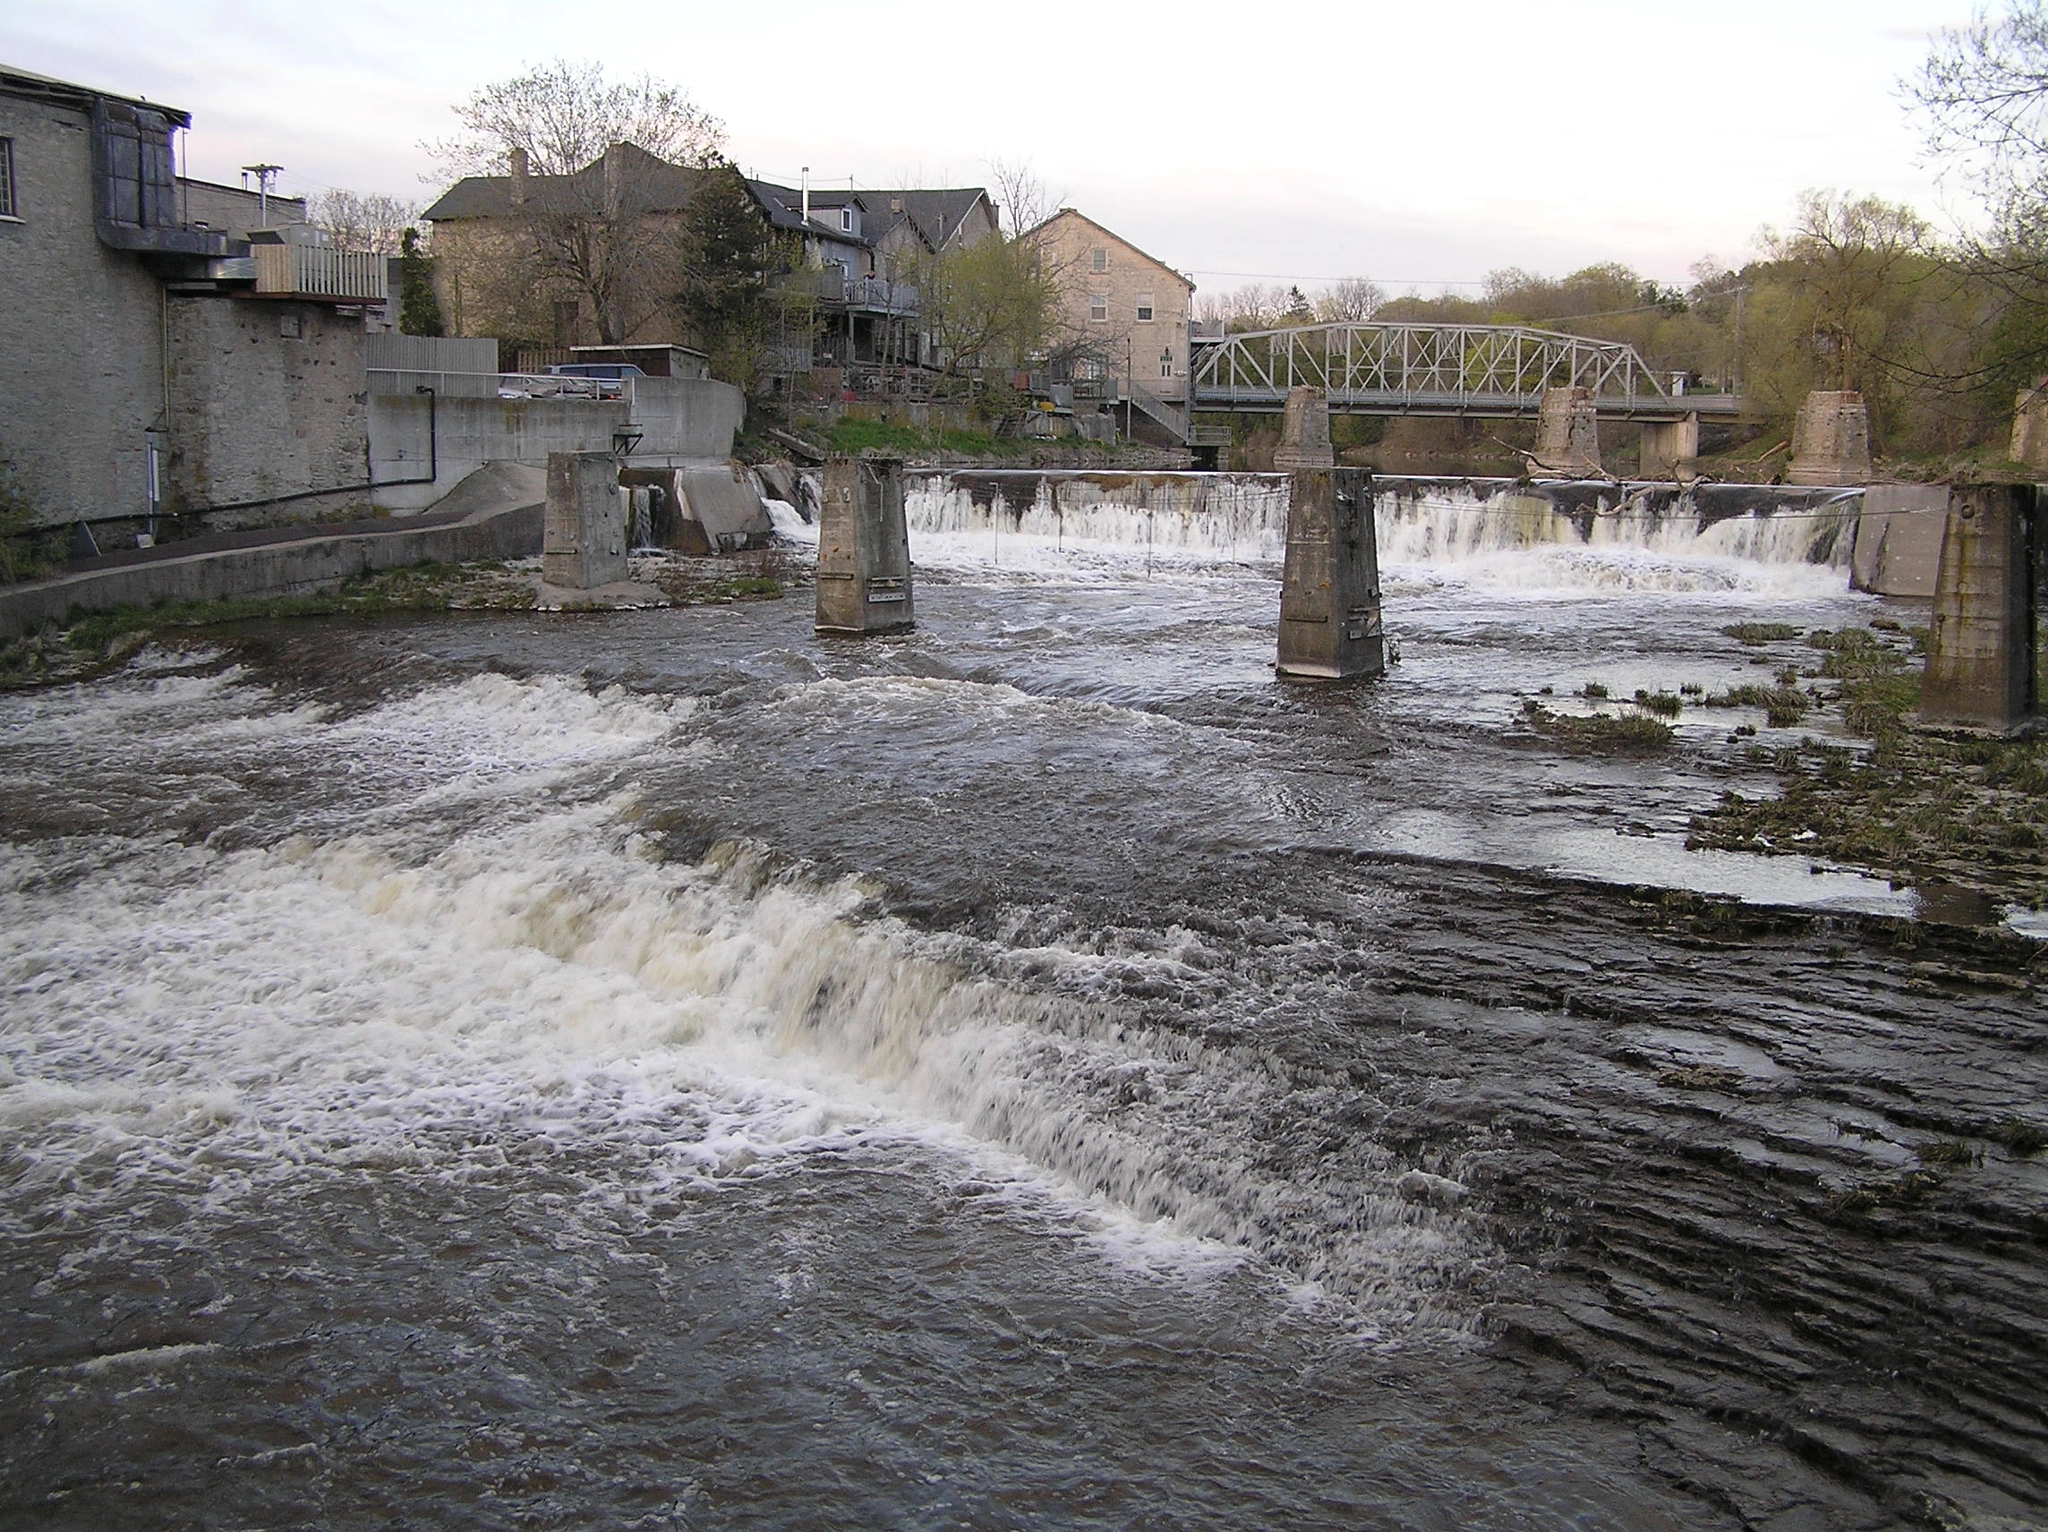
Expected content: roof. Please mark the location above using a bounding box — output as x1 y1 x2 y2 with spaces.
423 143 710 222
0 62 191 126
745 180 874 249
861 189 995 251
1023 207 1193 291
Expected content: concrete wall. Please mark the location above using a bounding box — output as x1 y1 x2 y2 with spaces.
0 86 166 528
1852 483 1949 598
0 474 545 641
177 177 305 240
165 296 370 526
365 333 498 397
368 375 745 512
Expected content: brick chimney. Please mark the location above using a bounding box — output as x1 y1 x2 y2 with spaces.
508 146 529 205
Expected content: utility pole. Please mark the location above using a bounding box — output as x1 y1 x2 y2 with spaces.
241 163 282 228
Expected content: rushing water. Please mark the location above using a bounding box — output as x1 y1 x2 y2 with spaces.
3 478 2043 1530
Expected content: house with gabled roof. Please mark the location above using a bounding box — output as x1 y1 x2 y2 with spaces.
422 142 717 352
1024 207 1197 443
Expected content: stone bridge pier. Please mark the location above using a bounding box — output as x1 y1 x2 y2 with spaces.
1276 389 1384 681
543 451 628 590
1534 387 1600 476
815 455 914 635
1787 391 1872 485
1638 414 1700 480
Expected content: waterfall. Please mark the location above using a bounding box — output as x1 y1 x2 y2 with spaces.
900 471 1862 589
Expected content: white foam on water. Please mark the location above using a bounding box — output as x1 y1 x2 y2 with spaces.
0 670 1477 1329
899 471 1861 598
763 497 816 544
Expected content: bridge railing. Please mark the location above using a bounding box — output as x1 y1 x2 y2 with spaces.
1188 322 1675 410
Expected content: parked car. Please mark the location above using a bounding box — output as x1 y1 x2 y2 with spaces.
489 362 646 402
547 363 646 380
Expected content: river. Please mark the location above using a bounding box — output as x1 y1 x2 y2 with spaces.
2 475 2042 1529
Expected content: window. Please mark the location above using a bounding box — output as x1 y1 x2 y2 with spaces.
1088 293 1108 322
1135 293 1154 322
0 138 15 218
1090 247 1108 273
1160 348 1174 378
840 207 853 232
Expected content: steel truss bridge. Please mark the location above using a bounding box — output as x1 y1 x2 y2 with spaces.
1187 322 1741 421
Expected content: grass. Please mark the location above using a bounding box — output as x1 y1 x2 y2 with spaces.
1722 622 1803 645
824 417 1031 459
1 560 542 691
1996 1117 2047 1156
1703 683 1811 727
1687 627 2048 907
1634 688 1684 718
1521 698 1673 752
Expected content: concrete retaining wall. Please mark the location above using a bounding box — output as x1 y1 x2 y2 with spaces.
369 376 745 512
0 463 545 641
1852 483 1949 598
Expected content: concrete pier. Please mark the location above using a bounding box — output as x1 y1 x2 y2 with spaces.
816 455 914 634
1786 391 1872 486
1638 414 1699 480
2008 385 2048 472
1921 483 2040 733
1534 387 1600 476
1278 465 1384 680
1272 386 1336 470
542 451 628 589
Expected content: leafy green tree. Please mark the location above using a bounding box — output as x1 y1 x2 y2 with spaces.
924 236 1058 376
398 227 445 337
1911 4 2048 415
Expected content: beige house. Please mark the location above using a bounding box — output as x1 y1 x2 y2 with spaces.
1025 208 1195 410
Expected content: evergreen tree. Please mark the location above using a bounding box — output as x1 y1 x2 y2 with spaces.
677 161 779 386
398 227 445 337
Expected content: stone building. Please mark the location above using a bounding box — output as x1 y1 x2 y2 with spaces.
1024 208 1196 441
423 149 1002 374
0 63 385 537
422 143 710 352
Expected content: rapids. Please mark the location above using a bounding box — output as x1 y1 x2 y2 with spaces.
1 481 2041 1530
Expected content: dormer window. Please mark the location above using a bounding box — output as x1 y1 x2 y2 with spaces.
840 207 853 232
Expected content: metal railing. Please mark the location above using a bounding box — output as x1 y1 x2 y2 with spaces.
1188 322 1737 418
773 269 921 314
366 368 638 403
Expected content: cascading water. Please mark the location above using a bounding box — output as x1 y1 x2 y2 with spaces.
7 463 2037 1532
899 470 1862 593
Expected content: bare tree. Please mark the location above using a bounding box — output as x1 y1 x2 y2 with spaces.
426 62 728 345
1313 276 1386 323
310 189 421 257
1196 283 1288 331
987 157 1064 236
427 59 724 179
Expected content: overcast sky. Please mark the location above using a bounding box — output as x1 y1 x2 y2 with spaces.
1 0 1985 296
